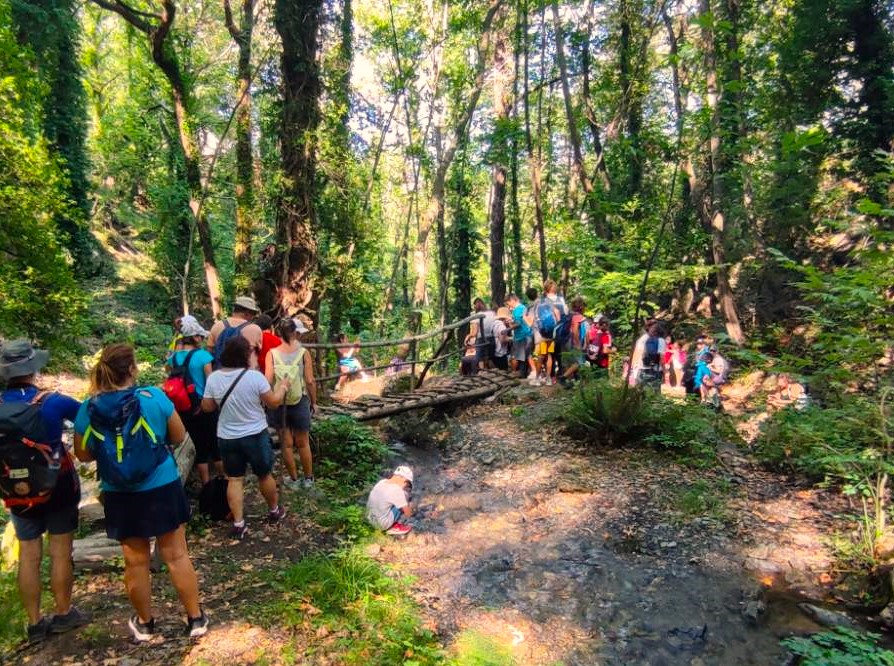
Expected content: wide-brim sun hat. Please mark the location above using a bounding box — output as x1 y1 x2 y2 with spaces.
0 339 50 380
234 296 259 312
393 465 413 487
496 307 511 319
180 315 209 338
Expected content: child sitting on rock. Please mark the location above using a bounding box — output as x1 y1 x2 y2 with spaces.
366 466 413 536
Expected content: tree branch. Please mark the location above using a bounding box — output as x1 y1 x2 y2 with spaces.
223 0 239 40
88 0 154 34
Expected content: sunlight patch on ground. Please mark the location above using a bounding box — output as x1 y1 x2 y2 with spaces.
182 621 291 666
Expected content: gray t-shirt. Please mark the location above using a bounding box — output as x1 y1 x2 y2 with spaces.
204 368 271 439
492 320 510 357
366 479 408 529
481 310 497 339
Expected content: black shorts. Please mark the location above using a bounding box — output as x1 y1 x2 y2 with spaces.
219 430 275 478
182 409 221 464
268 396 312 433
493 355 509 370
103 480 190 541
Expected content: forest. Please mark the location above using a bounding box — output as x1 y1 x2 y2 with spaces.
1 0 894 662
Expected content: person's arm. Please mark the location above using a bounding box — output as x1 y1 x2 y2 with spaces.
202 362 212 379
260 378 290 408
73 432 94 462
264 351 275 386
401 505 412 517
167 411 187 445
303 349 317 412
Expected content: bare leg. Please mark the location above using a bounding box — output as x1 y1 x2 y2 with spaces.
226 476 245 523
293 430 313 478
156 526 201 618
119 538 152 623
279 429 299 480
257 474 279 510
17 538 42 624
196 463 210 485
47 532 74 615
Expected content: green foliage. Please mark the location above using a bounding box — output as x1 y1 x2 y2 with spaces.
563 378 722 460
262 547 444 665
449 631 516 666
317 504 377 543
781 627 894 666
0 566 25 653
311 417 390 492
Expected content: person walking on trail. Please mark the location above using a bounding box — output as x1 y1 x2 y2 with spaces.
73 344 207 642
335 333 369 387
587 315 613 375
166 318 221 485
506 293 537 382
469 298 497 369
255 314 282 376
207 296 263 368
632 320 666 388
700 349 729 407
202 336 290 540
559 297 588 385
264 319 317 491
492 307 512 371
534 280 567 385
460 335 480 376
366 466 414 536
0 340 91 644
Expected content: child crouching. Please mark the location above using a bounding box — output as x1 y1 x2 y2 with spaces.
366 466 414 536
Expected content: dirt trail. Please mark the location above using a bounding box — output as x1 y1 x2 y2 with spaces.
375 398 847 665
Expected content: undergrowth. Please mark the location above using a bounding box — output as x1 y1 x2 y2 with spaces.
312 416 390 494
781 626 894 665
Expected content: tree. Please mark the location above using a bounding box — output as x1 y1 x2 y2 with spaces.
488 6 511 306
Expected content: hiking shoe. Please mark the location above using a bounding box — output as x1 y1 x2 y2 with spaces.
301 476 315 489
284 477 303 491
27 617 51 645
186 611 209 638
267 505 287 524
230 522 249 540
385 522 413 537
128 615 156 643
50 606 91 634
527 376 540 387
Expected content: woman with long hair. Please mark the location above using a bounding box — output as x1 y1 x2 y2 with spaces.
73 344 207 641
264 319 317 489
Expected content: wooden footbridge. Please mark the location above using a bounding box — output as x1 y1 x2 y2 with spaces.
301 314 519 421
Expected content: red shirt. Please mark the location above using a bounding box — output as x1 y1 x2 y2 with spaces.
588 329 613 368
258 331 282 374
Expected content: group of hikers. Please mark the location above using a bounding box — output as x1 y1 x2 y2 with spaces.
458 281 733 406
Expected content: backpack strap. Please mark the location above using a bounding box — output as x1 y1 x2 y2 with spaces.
175 349 198 370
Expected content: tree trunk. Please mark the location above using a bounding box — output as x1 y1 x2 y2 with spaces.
411 0 504 307
700 0 744 344
525 0 548 281
509 0 523 296
581 4 610 192
274 0 323 318
488 14 510 307
89 0 223 316
224 0 255 292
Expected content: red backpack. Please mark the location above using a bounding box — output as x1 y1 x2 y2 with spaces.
162 350 200 414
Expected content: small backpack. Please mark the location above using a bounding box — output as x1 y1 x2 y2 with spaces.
536 299 558 338
82 389 170 489
0 392 60 509
162 349 200 414
214 320 249 368
271 346 306 405
575 317 590 351
643 336 661 368
198 476 231 521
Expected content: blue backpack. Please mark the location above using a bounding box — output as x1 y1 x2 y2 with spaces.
82 389 169 488
577 319 590 350
214 320 248 368
536 299 558 338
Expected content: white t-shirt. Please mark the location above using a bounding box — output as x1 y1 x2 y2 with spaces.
481 310 497 338
366 479 408 530
492 320 509 357
204 368 271 439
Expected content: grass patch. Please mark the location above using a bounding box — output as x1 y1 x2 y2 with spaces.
666 479 733 523
256 546 444 665
450 630 516 665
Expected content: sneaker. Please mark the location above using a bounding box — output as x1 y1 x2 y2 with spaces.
230 522 249 540
186 611 209 638
385 522 413 536
527 376 540 387
267 505 287 524
128 615 156 643
284 477 303 491
301 476 315 489
50 606 91 634
27 617 51 645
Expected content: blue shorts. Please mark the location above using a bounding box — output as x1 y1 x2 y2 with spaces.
268 396 312 433
218 430 275 478
10 503 79 541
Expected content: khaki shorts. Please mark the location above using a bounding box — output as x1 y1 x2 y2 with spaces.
536 340 555 356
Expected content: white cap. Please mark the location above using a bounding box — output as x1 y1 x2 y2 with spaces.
393 465 413 486
180 315 209 338
293 318 309 334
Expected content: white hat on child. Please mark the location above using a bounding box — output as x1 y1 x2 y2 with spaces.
393 465 413 486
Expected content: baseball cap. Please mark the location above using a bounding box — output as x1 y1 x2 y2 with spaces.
179 315 209 338
393 465 413 487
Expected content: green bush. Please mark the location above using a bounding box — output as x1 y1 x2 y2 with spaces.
562 379 722 459
781 627 894 665
311 417 389 491
754 398 885 479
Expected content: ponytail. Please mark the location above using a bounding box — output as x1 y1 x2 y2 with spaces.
89 343 136 395
276 318 298 342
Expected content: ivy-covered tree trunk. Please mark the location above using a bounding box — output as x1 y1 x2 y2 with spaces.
274 0 322 318
488 15 510 307
90 0 223 317
224 0 255 292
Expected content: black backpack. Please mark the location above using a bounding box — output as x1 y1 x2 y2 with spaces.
643 336 661 368
198 476 231 521
0 392 60 509
214 320 249 368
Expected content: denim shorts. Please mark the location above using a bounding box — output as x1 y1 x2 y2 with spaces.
268 396 312 433
218 429 275 478
10 503 79 541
